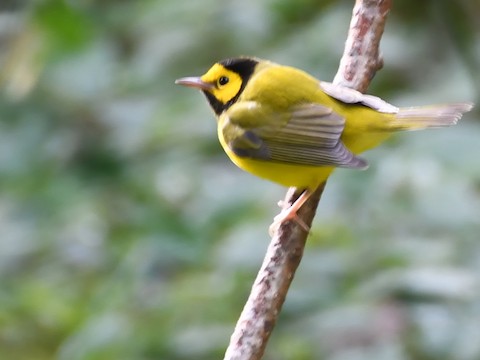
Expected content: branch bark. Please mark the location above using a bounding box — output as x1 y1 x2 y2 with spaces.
223 1 392 359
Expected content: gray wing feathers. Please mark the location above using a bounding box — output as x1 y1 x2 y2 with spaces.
229 103 368 169
266 141 368 169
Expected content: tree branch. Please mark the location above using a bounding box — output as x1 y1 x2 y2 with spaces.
334 0 391 92
223 1 392 359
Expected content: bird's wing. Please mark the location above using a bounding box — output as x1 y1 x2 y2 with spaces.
224 101 368 169
320 81 399 113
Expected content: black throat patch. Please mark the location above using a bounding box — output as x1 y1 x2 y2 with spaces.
202 57 258 116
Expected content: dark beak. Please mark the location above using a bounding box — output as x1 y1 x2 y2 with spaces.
175 77 215 91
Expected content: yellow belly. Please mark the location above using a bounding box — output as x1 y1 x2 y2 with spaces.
220 138 334 189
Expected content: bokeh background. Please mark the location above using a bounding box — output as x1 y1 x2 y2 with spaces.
1 1 479 359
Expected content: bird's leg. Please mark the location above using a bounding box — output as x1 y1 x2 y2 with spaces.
269 189 312 235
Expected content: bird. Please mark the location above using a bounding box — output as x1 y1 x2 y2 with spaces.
175 56 473 233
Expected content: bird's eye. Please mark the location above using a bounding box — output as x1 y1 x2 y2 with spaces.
218 76 229 86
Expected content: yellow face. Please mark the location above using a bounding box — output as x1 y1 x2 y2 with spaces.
200 64 243 105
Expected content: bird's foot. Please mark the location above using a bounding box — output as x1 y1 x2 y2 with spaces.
269 209 310 236
269 192 311 236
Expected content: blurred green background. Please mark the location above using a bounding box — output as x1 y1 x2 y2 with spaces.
1 1 479 359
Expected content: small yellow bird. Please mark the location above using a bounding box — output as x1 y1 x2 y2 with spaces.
176 57 473 231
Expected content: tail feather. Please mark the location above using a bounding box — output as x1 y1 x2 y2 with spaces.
390 102 474 131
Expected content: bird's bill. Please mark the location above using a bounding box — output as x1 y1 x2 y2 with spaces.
175 77 215 90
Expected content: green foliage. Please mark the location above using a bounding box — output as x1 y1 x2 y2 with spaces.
34 0 95 54
0 0 479 359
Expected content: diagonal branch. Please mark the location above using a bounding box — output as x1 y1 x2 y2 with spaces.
223 1 393 359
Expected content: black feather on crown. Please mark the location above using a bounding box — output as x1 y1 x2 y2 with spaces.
219 57 258 83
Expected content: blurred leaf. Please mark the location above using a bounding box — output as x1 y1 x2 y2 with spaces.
34 0 96 55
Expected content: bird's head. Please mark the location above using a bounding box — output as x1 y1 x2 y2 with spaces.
175 57 259 115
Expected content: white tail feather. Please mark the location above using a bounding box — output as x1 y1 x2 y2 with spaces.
391 102 474 130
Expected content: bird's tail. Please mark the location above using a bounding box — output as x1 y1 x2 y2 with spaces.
389 102 474 131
